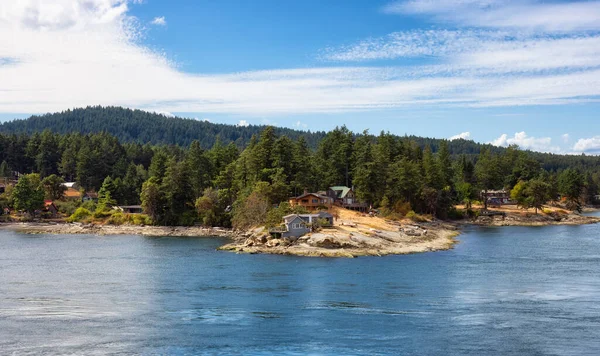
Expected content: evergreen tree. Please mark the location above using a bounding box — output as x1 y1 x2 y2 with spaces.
11 174 44 215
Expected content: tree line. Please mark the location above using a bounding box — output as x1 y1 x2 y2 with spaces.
0 126 598 227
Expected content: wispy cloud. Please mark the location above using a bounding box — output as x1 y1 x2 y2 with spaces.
151 16 166 26
384 0 600 32
1 0 600 116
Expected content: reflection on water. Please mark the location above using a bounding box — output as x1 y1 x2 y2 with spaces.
1 223 600 355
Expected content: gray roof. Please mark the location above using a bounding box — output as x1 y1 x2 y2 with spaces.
283 214 304 224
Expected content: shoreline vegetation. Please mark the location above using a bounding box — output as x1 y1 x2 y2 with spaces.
3 206 598 258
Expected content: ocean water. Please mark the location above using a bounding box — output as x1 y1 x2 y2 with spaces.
1 219 600 355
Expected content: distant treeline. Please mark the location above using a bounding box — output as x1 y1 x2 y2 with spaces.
0 123 598 227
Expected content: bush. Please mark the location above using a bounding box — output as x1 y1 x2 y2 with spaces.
81 200 97 212
92 209 113 219
406 210 428 223
131 214 152 225
393 200 412 216
107 211 127 225
54 200 79 216
67 207 92 223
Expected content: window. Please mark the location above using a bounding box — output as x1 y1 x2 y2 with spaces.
312 199 318 203
292 223 304 229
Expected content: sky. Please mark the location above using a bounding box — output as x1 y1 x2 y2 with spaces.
1 0 600 154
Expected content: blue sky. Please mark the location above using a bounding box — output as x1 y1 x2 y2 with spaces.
1 0 600 153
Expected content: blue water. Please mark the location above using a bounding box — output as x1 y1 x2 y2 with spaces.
1 221 600 355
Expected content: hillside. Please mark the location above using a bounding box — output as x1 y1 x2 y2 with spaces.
0 106 492 152
0 106 327 149
0 106 599 173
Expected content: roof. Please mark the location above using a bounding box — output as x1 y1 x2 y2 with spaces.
119 205 143 209
85 192 98 198
64 188 81 198
43 200 57 210
317 211 333 219
61 182 78 188
283 214 305 224
290 192 331 201
329 186 352 199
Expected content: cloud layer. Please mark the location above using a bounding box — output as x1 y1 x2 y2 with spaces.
0 0 600 122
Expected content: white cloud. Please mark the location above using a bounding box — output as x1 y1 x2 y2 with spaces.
573 136 600 153
449 131 470 140
490 131 561 153
384 0 600 32
491 133 508 147
562 133 570 143
151 16 166 26
237 120 249 127
1 0 600 116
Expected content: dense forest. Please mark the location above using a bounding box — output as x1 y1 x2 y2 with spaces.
0 121 598 228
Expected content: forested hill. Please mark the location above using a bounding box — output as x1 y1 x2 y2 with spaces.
0 106 494 152
0 106 328 149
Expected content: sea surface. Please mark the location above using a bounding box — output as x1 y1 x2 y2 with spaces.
1 215 600 355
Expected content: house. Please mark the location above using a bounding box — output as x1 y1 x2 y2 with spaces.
329 186 369 211
282 214 311 238
289 190 334 210
82 191 98 202
481 190 514 206
43 200 59 217
117 205 143 214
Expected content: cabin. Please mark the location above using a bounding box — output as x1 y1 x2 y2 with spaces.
43 200 59 217
117 205 143 214
289 191 334 210
481 190 514 206
281 214 311 238
82 191 98 203
329 186 369 211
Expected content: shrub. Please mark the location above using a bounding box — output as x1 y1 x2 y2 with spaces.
393 200 412 216
406 210 428 223
81 200 97 212
54 200 79 216
67 207 92 223
107 211 127 225
131 214 152 225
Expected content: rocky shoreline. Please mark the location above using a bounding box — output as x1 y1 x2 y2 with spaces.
1 209 598 258
0 222 237 238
